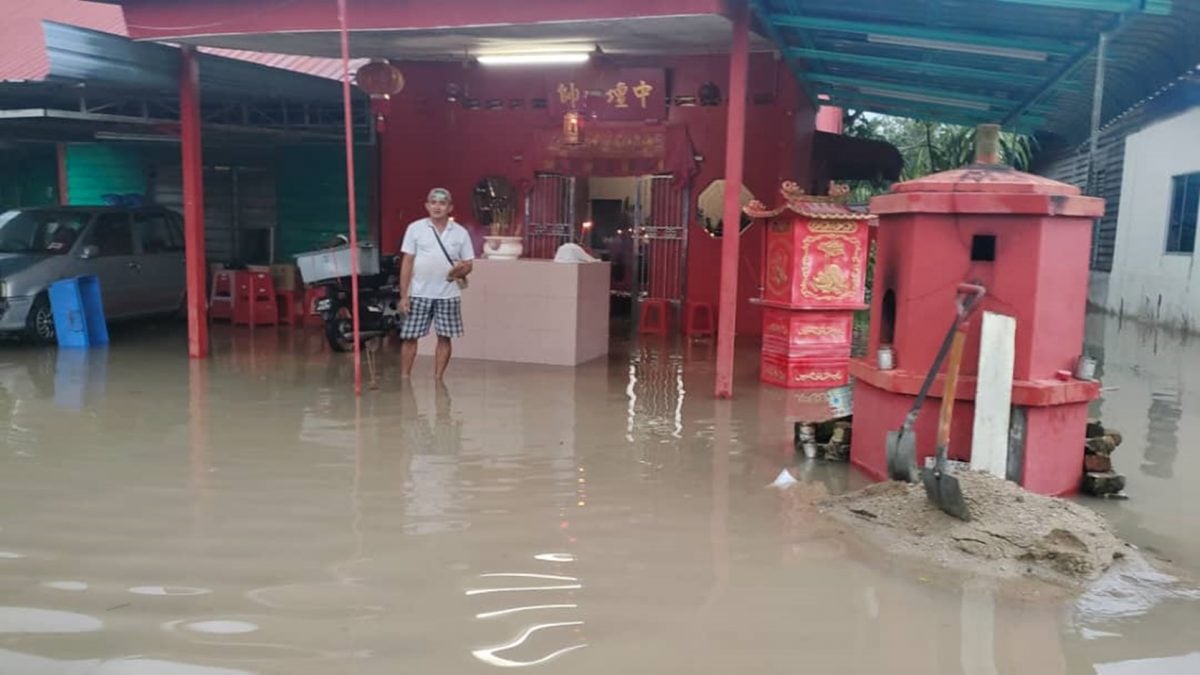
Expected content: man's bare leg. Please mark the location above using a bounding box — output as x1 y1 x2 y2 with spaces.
401 339 418 378
435 336 452 380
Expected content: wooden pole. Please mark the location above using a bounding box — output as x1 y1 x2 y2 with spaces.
337 0 364 395
715 3 749 399
180 46 208 359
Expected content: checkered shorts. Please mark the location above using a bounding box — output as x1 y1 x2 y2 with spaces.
399 296 464 340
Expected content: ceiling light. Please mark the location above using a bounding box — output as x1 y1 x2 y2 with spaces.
856 87 992 111
866 34 1048 62
477 53 590 66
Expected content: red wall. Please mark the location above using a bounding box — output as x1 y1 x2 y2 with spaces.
380 54 815 336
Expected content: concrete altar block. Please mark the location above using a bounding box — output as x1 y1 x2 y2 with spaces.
417 259 611 366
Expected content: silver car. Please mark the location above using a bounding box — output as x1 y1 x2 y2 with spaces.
0 206 187 343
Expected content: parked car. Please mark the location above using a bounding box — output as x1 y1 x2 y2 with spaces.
0 205 187 343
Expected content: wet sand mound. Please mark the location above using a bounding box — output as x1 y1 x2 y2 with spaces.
820 472 1126 587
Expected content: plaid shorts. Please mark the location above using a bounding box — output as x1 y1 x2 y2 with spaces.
399 296 464 340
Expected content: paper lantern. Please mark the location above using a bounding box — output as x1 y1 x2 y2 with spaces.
355 59 405 99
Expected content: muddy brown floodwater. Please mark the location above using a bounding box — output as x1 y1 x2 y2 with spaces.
0 314 1197 674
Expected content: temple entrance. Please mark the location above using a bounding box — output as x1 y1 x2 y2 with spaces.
525 173 689 327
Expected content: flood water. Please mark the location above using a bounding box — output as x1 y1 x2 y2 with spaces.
0 315 1197 674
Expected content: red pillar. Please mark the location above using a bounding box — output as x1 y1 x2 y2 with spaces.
55 143 69 205
180 46 208 358
714 3 749 399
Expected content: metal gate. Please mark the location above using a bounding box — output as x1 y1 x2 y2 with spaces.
632 175 689 303
524 173 576 259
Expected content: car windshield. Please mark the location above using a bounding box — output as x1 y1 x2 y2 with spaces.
0 210 91 255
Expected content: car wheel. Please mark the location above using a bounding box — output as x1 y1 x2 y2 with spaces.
24 295 56 345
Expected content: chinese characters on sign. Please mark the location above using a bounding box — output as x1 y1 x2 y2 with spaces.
557 82 581 108
550 68 666 121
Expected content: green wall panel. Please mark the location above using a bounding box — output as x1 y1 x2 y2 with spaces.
65 144 147 205
0 145 58 209
276 145 370 259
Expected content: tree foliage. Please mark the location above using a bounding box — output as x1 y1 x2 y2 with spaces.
843 112 1038 198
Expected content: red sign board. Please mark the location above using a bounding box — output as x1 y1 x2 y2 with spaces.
550 68 666 121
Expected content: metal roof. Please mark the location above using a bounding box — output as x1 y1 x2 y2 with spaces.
750 0 1200 141
42 22 352 104
0 0 363 83
0 0 125 82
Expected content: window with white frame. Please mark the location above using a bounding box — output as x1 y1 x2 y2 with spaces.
1166 172 1199 254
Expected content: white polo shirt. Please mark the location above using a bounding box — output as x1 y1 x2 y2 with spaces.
401 218 475 299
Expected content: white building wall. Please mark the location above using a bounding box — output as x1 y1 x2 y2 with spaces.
1108 107 1200 332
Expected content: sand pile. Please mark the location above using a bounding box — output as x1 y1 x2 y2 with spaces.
818 471 1127 588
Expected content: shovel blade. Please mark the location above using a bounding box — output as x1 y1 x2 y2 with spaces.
921 468 972 521
886 431 918 483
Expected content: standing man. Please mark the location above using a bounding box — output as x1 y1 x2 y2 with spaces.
398 188 474 379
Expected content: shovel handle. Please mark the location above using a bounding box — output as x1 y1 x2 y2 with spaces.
955 283 986 323
935 327 967 462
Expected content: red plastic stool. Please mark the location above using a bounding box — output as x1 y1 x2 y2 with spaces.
209 270 236 321
303 286 327 328
683 301 715 338
276 290 301 326
638 298 669 336
233 272 279 327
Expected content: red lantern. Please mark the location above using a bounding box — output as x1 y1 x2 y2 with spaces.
355 59 405 132
355 58 405 98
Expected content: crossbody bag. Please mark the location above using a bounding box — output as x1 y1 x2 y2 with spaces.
430 223 469 290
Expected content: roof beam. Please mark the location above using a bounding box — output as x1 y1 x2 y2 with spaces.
782 47 1046 87
1001 12 1135 126
765 14 1080 57
800 73 1024 110
995 0 1170 15
746 0 818 107
829 96 1046 131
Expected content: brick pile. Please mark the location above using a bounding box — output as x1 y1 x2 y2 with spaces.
1082 419 1127 497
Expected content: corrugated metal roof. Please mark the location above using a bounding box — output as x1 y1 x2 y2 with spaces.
0 0 124 81
752 0 1200 142
42 22 352 103
0 0 362 83
199 48 367 81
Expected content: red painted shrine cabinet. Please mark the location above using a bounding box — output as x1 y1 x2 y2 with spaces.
745 183 875 388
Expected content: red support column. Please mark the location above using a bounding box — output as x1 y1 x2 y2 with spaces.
714 3 750 399
55 143 69 205
180 46 208 359
337 0 364 395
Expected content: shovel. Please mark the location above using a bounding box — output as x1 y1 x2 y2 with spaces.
922 286 985 521
886 284 986 483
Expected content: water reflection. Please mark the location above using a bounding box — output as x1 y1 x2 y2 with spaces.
624 346 686 441
468 554 587 668
1095 651 1200 674
53 347 108 409
1143 387 1181 479
0 649 254 675
471 622 588 668
402 382 467 536
1075 556 1200 622
0 607 102 633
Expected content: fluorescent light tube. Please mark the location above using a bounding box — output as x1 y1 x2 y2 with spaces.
867 34 1047 62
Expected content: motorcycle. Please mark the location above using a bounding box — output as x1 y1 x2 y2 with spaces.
314 255 403 352
303 240 404 352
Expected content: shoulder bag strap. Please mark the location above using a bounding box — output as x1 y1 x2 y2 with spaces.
429 223 456 265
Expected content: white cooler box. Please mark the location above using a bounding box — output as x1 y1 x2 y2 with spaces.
295 242 380 284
